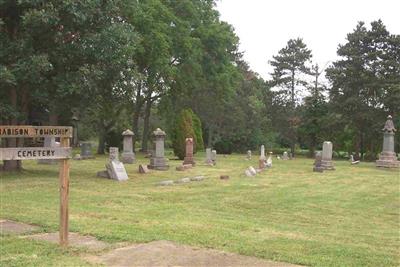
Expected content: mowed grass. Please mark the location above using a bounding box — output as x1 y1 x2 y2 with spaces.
1 151 399 266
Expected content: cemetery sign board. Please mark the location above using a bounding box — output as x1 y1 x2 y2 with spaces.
0 125 72 247
0 126 72 138
0 147 71 161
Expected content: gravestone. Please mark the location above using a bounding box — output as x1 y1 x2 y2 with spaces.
313 152 324 172
183 138 195 166
258 145 266 169
139 164 149 174
211 150 217 165
205 148 213 165
80 142 94 159
148 128 169 170
260 145 266 160
158 180 174 186
282 151 289 160
376 115 400 168
121 129 135 164
246 150 252 160
97 147 128 181
38 137 59 165
106 147 128 181
175 177 191 184
245 166 257 177
176 164 192 171
321 141 335 170
349 155 360 165
266 152 272 168
190 176 205 181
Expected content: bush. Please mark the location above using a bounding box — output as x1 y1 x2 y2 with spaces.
172 109 196 159
214 139 233 154
105 129 122 151
191 111 204 151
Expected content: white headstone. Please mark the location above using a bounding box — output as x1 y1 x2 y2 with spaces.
109 147 119 161
321 141 335 170
266 153 272 167
248 166 257 176
246 150 252 160
322 141 333 161
260 145 266 159
106 161 128 181
205 148 213 164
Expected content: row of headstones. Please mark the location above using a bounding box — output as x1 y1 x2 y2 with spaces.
313 116 400 171
96 128 220 181
244 145 273 177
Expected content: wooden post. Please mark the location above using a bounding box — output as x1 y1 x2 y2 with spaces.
59 137 70 247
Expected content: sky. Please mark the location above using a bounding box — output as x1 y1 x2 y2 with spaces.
216 0 400 81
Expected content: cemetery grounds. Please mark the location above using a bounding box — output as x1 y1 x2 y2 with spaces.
0 152 399 266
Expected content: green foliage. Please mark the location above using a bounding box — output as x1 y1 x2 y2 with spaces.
326 20 400 158
189 109 204 151
214 139 233 154
269 38 313 155
172 109 196 159
298 90 329 157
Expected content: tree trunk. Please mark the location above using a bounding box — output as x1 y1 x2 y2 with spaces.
360 131 364 160
290 142 295 157
207 126 213 148
97 125 106 155
140 98 152 152
353 135 360 161
290 70 296 157
309 134 316 158
3 88 22 171
291 70 295 108
132 83 143 153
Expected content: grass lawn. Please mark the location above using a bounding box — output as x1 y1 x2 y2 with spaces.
1 151 399 266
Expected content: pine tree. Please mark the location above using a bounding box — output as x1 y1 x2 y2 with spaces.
269 38 312 155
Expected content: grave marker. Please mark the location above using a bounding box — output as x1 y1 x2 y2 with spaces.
148 128 169 170
376 115 400 168
321 141 335 170
121 129 135 164
183 138 195 166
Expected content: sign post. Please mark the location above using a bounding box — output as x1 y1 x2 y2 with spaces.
59 136 70 247
0 125 72 247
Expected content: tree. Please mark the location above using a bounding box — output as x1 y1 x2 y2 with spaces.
298 88 328 157
172 109 196 159
326 20 400 159
269 38 312 155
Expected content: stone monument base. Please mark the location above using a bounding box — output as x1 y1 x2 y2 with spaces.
183 156 195 166
148 157 169 170
376 152 400 168
321 160 335 170
122 152 135 164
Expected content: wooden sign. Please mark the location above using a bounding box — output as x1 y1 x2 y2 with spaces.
0 126 72 138
0 147 71 161
0 125 72 247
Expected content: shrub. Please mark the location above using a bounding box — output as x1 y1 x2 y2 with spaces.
214 139 233 154
191 111 204 151
172 109 196 159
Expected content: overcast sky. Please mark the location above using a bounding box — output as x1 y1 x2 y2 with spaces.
216 0 400 81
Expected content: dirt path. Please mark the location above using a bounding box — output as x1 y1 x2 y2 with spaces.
86 240 302 267
2 219 303 267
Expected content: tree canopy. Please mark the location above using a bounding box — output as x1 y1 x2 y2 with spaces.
1 0 399 171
